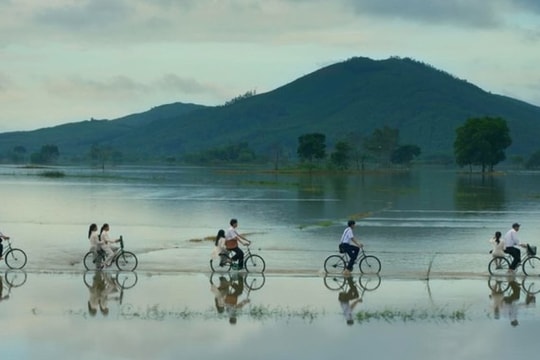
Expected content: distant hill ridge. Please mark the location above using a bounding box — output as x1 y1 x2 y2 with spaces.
1 56 539 162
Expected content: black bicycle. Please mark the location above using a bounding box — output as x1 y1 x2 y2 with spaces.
324 247 381 274
488 244 539 276
209 246 265 273
83 236 138 271
1 238 27 269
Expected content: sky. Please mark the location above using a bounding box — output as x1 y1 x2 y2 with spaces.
1 0 540 133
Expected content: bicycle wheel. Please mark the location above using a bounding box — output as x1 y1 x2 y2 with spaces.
488 257 510 275
83 251 102 270
210 258 232 272
522 256 540 276
323 275 345 291
244 254 266 273
324 255 346 274
244 273 266 291
4 269 27 287
5 248 27 269
116 251 138 271
359 255 381 274
358 274 382 291
115 271 138 289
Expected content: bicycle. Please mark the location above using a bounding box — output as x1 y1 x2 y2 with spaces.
488 244 539 276
210 271 266 292
1 238 27 269
209 245 265 273
324 273 381 292
83 236 138 271
324 247 381 275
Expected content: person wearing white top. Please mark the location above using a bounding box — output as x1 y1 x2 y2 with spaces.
87 223 100 258
225 219 251 270
503 223 526 272
0 230 10 260
339 220 363 275
100 223 120 267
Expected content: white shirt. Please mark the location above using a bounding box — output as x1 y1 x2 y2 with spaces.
226 226 239 241
340 227 354 244
504 228 520 249
89 230 100 247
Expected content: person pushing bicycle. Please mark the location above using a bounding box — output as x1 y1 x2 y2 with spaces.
339 220 363 276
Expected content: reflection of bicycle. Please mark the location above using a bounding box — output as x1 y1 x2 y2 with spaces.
488 276 540 296
210 271 266 291
488 244 539 276
324 274 381 292
83 236 138 271
209 246 265 273
1 238 28 269
324 247 381 274
4 269 27 288
84 270 138 290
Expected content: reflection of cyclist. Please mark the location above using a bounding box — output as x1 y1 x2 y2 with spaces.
338 277 362 325
339 220 363 276
0 276 9 302
210 275 230 314
87 271 106 316
224 273 250 324
489 280 505 319
501 280 521 326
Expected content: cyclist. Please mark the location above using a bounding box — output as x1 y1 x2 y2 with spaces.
100 223 121 267
225 219 251 270
87 223 100 258
339 220 363 276
503 223 527 273
0 230 10 260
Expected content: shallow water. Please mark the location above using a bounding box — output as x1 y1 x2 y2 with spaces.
1 165 540 276
1 271 538 360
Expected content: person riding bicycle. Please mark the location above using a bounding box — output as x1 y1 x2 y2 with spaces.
503 223 527 273
100 223 121 267
225 219 251 270
87 223 101 259
339 220 363 276
0 230 10 260
211 229 230 267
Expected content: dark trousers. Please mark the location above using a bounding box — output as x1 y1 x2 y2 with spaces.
504 247 521 270
230 247 244 269
341 243 359 271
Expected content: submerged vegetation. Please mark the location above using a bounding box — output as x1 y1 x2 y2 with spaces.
356 307 467 323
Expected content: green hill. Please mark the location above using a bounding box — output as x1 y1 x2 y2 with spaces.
1 56 539 163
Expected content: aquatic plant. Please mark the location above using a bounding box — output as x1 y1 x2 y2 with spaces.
355 307 467 323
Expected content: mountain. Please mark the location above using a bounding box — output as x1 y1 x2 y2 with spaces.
1 56 540 162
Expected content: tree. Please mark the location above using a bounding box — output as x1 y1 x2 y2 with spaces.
454 117 511 172
297 133 326 165
525 150 540 169
10 145 27 163
391 145 421 165
330 141 352 170
30 144 59 164
363 126 399 165
90 144 122 170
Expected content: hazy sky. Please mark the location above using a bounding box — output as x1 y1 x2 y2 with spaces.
1 0 539 132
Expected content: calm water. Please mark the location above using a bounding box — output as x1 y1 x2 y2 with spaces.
0 272 538 359
1 165 540 275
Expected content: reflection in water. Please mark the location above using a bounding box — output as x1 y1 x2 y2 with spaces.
324 275 382 325
0 269 27 302
488 276 536 326
339 277 362 325
84 270 138 317
455 175 505 211
210 272 262 324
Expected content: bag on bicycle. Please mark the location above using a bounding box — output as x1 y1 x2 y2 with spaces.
338 243 346 253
